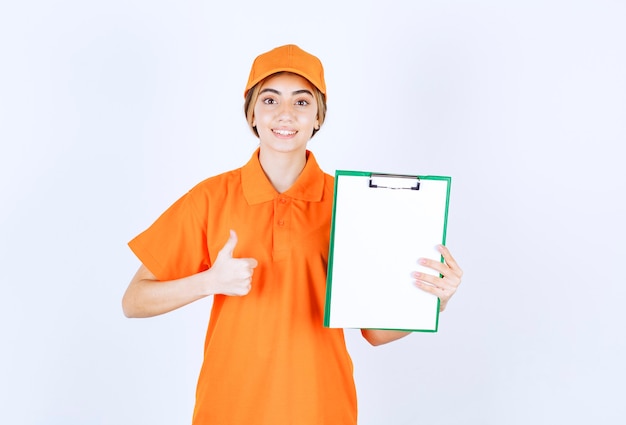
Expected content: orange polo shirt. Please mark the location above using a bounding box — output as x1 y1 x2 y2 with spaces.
128 149 357 424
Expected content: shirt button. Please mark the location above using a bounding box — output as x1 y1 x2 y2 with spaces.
277 219 285 226
279 198 287 204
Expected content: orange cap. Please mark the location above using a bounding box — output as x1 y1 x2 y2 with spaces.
244 44 326 98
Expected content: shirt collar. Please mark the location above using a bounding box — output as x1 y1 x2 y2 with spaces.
242 148 326 205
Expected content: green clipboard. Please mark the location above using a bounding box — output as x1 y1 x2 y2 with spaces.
324 170 452 332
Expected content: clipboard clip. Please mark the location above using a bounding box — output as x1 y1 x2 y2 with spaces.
368 173 420 190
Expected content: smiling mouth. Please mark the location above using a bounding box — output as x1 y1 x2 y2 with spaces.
273 129 297 136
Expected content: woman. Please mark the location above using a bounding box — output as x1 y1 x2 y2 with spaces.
123 44 463 425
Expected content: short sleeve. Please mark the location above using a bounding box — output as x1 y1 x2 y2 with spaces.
128 189 210 281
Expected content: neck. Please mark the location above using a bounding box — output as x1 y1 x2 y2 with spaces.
258 149 307 193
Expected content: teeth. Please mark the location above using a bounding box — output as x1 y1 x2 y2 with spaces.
273 129 296 136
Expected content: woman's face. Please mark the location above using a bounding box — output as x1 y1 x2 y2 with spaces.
253 72 319 157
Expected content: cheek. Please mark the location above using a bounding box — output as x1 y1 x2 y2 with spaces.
301 110 318 125
253 107 271 126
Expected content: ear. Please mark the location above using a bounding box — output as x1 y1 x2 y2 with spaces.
314 118 320 130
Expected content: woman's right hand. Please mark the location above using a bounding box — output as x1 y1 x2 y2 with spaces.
122 230 257 318
207 230 258 296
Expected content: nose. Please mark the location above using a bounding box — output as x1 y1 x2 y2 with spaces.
277 102 295 120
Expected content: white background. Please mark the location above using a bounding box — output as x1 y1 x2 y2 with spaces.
1 1 625 424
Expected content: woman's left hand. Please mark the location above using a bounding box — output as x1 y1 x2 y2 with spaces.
413 245 463 312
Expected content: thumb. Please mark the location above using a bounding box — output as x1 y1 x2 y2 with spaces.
218 230 238 258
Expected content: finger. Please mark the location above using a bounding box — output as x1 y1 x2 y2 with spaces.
236 258 258 277
415 278 448 298
413 271 456 292
417 257 447 277
218 229 238 258
414 275 456 300
413 271 444 288
438 245 463 277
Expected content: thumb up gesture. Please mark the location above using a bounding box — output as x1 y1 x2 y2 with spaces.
209 230 258 296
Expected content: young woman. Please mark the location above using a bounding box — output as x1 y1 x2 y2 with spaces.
123 44 463 425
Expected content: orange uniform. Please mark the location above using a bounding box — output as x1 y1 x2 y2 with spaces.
129 149 358 424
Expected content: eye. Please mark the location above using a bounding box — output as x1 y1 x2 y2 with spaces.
295 99 309 106
262 97 277 105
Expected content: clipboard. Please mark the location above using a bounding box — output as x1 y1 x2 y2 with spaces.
323 170 451 332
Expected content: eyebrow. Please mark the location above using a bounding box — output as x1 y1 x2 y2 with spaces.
259 88 314 97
